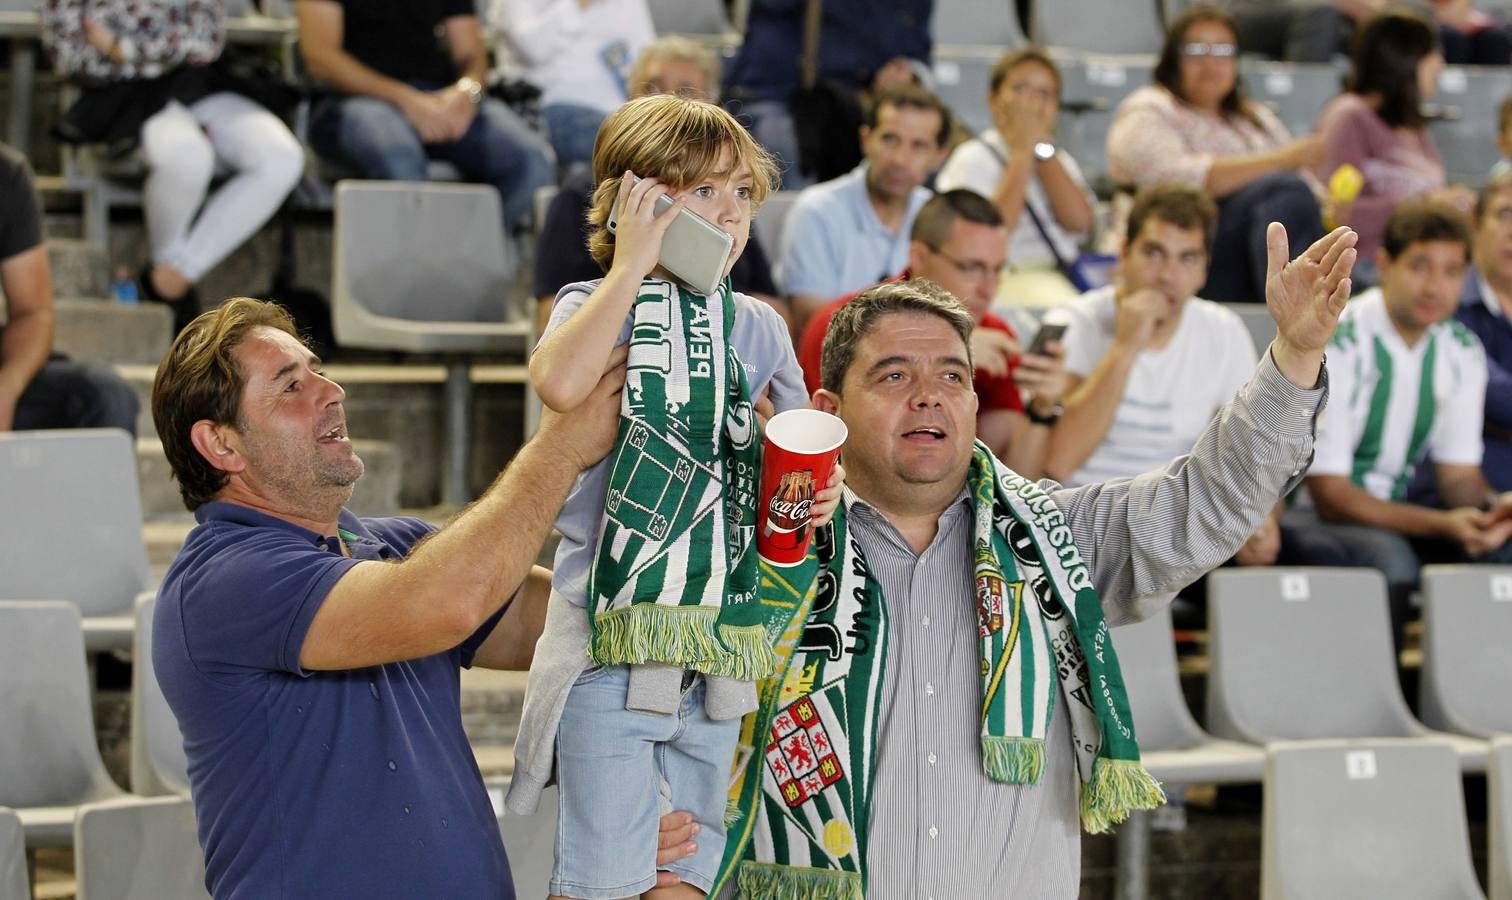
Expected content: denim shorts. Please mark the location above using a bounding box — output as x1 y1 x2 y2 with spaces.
551 664 740 899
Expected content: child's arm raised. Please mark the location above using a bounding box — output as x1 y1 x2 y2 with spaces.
531 173 686 412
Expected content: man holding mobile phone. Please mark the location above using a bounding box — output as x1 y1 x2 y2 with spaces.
797 189 1070 478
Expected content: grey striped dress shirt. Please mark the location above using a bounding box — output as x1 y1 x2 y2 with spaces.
857 352 1326 898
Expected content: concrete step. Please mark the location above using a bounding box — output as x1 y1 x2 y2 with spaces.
135 436 402 522
119 362 531 508
48 237 108 299
55 298 172 365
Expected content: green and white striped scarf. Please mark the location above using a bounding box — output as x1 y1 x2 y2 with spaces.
587 277 782 680
715 443 1165 898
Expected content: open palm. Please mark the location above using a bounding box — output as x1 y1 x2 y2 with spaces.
1265 223 1358 355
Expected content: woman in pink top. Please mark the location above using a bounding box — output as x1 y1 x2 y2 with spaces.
1316 11 1472 279
1108 6 1325 302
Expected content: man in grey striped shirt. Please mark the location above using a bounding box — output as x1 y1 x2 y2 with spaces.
800 221 1355 897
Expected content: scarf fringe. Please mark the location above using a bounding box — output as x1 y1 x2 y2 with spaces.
590 606 777 679
982 735 1046 784
1079 758 1167 834
736 862 862 900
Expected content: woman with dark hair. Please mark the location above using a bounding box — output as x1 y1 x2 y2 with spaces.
1315 11 1472 273
1108 5 1325 302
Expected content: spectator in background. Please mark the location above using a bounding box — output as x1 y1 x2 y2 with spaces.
1335 0 1512 64
0 142 137 436
797 190 1070 477
935 48 1096 306
297 0 555 233
1108 5 1325 302
779 85 948 330
723 0 931 189
1316 10 1471 284
1460 171 1512 490
532 37 783 330
1491 94 1512 180
41 0 305 334
1215 0 1347 62
1283 201 1512 649
491 0 655 168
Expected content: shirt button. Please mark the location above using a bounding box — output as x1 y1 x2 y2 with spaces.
1301 406 1314 416
928 751 937 766
928 825 939 839
921 615 930 629
925 682 935 696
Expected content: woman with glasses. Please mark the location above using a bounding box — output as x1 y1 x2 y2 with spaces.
1315 11 1472 281
1107 5 1325 302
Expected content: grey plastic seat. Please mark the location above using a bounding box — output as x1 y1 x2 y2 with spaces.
1430 66 1512 185
933 0 1027 48
130 592 190 797
0 601 128 847
1110 608 1265 899
1207 568 1487 771
332 181 534 506
0 807 25 900
1420 566 1512 738
74 796 211 900
1030 0 1165 54
500 784 557 897
0 429 149 650
753 191 802 288
932 48 999 138
1493 735 1512 900
1262 739 1484 900
1238 60 1343 140
1219 301 1279 357
1056 52 1155 195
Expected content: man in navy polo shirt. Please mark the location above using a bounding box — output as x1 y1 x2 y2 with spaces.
149 299 695 898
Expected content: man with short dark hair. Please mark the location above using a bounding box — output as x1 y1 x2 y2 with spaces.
1458 170 1512 489
778 85 951 329
1286 200 1512 644
713 223 1356 898
0 141 137 435
796 189 1069 476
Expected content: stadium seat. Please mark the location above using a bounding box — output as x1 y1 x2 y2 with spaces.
1219 301 1279 356
0 429 149 650
932 48 998 138
1420 566 1512 739
130 592 190 797
0 807 25 900
1430 66 1512 186
74 796 211 900
1030 0 1166 55
645 0 732 36
1206 568 1488 771
1261 739 1484 899
753 190 802 291
1055 52 1156 196
1493 735 1512 900
1238 60 1344 140
0 601 129 847
933 0 1027 48
499 784 557 897
331 181 534 506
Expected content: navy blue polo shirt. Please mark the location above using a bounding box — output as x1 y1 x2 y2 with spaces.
154 501 513 900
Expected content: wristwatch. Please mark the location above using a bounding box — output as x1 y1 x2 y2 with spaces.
1032 141 1056 162
456 77 485 106
1025 401 1063 426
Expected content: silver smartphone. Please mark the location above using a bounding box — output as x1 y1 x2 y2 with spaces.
607 185 735 296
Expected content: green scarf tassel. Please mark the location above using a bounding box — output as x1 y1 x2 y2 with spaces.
981 735 1046 785
1079 758 1167 834
588 605 777 680
737 862 863 900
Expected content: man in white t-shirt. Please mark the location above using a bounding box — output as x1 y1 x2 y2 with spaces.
1043 185 1258 471
1285 200 1512 643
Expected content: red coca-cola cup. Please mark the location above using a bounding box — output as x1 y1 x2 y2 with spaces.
757 409 847 567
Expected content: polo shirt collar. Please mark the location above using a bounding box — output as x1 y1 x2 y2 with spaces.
195 500 378 553
1473 267 1506 319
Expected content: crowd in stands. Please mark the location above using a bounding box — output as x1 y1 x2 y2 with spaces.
4 0 1512 894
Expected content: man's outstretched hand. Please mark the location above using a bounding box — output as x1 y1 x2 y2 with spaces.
1264 223 1358 389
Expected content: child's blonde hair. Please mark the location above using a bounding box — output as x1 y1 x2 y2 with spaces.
586 95 778 272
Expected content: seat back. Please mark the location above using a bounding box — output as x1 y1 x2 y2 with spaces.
1261 739 1484 900
646 0 731 35
500 785 557 897
1493 736 1512 900
753 191 802 286
1420 566 1512 738
0 430 148 618
933 0 1026 47
0 807 25 900
1031 0 1165 54
0 602 122 809
1239 60 1343 140
74 797 211 900
1109 607 1207 752
130 593 190 797
932 49 999 137
332 181 520 348
1206 568 1422 744
1054 52 1155 194
1430 66 1512 185
1218 301 1279 357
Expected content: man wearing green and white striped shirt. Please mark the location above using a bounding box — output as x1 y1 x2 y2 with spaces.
1286 200 1512 647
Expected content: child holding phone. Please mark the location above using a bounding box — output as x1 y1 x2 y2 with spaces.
522 94 839 898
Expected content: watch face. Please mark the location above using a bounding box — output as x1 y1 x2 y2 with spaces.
1033 141 1056 161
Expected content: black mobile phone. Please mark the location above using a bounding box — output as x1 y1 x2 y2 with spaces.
1026 322 1067 356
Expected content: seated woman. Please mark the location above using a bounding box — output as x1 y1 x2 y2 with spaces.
42 0 304 333
1316 10 1473 283
934 47 1096 306
1107 5 1325 302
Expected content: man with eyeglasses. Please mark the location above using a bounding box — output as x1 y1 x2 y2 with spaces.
797 189 1069 478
